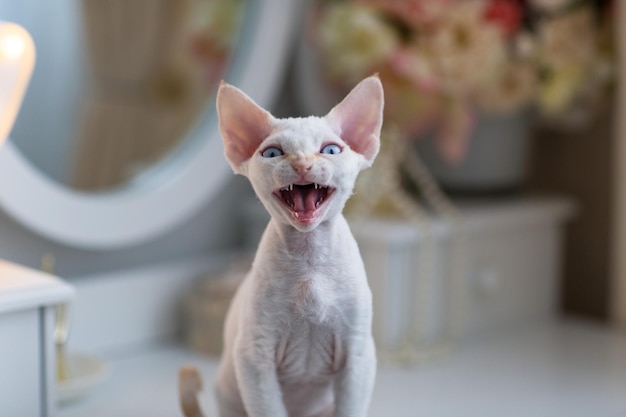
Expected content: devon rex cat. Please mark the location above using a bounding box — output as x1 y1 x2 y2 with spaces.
180 75 384 417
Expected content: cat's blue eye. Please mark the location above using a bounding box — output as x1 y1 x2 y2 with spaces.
320 144 342 155
261 147 284 158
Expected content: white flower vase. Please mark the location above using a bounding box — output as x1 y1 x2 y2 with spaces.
415 111 531 194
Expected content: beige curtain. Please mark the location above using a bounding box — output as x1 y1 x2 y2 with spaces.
612 0 626 327
72 0 204 190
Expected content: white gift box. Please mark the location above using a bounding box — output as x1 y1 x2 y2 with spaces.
351 198 574 356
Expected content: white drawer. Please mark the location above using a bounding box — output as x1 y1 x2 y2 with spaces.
0 309 41 416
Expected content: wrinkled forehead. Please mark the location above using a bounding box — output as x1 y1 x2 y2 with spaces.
264 117 340 151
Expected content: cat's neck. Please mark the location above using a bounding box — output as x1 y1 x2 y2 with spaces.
267 215 347 260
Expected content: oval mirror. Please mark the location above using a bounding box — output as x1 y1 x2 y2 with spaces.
0 0 298 248
4 0 246 191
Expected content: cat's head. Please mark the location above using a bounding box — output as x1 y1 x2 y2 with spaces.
217 76 383 232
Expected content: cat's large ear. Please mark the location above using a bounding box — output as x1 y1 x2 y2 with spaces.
217 82 275 174
325 76 384 167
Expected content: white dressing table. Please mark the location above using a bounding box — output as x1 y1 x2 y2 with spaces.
0 260 74 417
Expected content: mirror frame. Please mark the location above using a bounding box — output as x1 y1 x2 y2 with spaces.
0 0 300 250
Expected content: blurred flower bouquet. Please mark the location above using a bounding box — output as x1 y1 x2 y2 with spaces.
310 0 614 164
189 0 245 89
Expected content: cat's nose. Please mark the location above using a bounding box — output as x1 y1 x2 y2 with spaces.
289 154 314 175
291 161 313 175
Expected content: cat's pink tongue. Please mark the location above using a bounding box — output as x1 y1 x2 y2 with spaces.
293 188 318 213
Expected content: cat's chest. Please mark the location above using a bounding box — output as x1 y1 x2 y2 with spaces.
271 272 356 377
259 240 363 326
275 311 347 383
263 247 353 311
284 272 337 317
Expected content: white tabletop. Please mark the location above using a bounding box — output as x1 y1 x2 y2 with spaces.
0 259 74 314
59 320 626 417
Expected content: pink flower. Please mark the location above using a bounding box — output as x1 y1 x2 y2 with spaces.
421 1 507 94
435 99 476 165
390 47 441 93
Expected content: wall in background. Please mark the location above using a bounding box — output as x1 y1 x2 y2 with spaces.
612 1 626 327
529 104 615 321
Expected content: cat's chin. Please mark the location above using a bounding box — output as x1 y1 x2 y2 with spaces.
287 214 324 232
287 208 326 230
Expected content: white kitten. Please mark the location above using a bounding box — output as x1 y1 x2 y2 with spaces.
180 76 384 417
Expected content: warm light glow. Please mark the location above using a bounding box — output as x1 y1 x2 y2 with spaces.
0 34 26 61
0 22 35 147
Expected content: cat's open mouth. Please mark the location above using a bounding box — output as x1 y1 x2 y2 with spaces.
274 183 335 224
